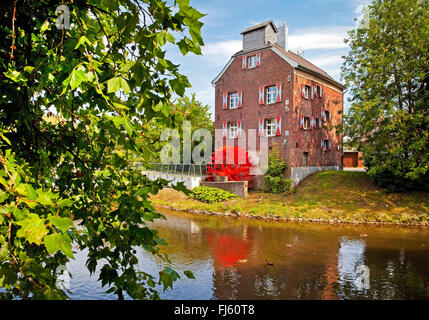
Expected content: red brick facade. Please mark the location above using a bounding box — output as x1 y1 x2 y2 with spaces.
214 45 344 179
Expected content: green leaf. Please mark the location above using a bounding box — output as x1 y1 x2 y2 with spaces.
172 181 191 196
120 61 136 72
159 267 180 291
48 215 74 233
16 213 48 245
11 207 26 221
0 236 8 259
16 183 37 200
107 77 130 94
69 68 88 91
23 66 35 73
43 233 73 258
74 36 93 49
36 191 53 206
184 270 195 279
4 70 27 83
169 78 186 96
40 20 50 32
0 190 8 204
57 198 74 208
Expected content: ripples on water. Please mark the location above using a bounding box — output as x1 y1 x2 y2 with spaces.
59 209 429 300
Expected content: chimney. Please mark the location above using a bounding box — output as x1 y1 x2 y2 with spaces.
241 21 277 51
276 22 288 51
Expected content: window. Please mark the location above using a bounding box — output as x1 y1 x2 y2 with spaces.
303 85 310 99
229 92 239 109
316 85 322 97
229 122 238 139
265 118 276 137
266 86 277 104
248 55 257 69
322 139 329 151
303 152 308 167
314 117 320 129
303 116 310 130
324 110 330 121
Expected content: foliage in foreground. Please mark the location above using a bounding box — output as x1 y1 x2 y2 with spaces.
190 186 237 204
0 0 204 299
342 0 429 192
262 147 293 194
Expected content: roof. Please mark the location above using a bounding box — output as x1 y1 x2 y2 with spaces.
271 43 335 81
213 43 345 89
241 20 278 34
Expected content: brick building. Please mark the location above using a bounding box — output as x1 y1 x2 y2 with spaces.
212 20 345 186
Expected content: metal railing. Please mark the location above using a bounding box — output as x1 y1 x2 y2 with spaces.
134 162 208 177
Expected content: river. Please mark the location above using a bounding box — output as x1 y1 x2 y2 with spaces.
64 208 429 300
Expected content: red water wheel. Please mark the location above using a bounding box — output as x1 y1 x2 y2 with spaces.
206 146 255 188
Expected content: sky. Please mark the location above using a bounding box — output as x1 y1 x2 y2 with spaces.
165 0 370 117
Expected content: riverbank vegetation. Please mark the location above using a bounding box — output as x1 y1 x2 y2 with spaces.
151 171 429 225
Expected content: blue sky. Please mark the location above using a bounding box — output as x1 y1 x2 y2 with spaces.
165 0 370 116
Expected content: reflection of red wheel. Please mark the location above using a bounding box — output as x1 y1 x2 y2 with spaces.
206 146 255 188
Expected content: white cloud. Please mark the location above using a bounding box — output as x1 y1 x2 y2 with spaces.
308 55 344 69
288 26 351 52
201 40 242 67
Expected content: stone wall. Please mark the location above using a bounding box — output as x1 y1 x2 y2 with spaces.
200 181 248 198
290 166 339 186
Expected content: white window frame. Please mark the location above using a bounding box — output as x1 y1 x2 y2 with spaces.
266 118 276 137
304 85 310 100
248 55 257 69
323 140 329 151
229 121 238 139
304 117 310 130
324 110 330 121
266 86 277 104
229 92 239 109
316 85 322 97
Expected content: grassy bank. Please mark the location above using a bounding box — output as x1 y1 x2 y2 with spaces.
150 171 429 226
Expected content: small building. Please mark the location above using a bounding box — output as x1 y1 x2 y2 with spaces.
212 20 345 186
343 148 364 168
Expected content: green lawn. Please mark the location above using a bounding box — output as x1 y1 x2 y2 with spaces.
150 171 429 225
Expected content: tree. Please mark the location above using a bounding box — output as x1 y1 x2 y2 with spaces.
262 146 292 194
0 0 204 299
342 0 429 192
136 94 214 163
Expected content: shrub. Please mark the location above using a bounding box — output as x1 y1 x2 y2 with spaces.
263 176 293 194
190 186 238 203
263 147 294 194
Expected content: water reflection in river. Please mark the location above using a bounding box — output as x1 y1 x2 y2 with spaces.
66 209 429 300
